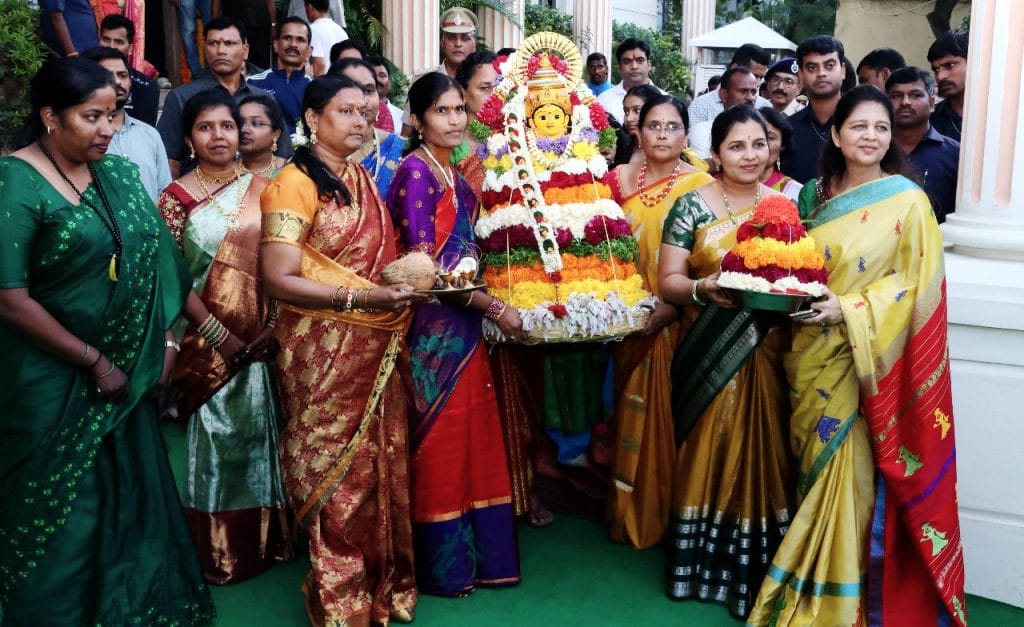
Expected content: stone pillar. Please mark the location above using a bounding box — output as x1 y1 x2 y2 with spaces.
477 0 524 52
681 0 716 64
573 0 612 60
942 0 1024 608
383 0 440 79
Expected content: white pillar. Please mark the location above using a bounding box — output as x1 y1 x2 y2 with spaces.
572 0 612 61
681 0 716 64
477 0 524 52
383 0 440 79
942 0 1024 608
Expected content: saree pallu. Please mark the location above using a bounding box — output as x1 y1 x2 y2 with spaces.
606 168 712 549
748 176 966 626
262 162 417 626
159 174 292 585
661 192 795 620
352 129 405 199
387 155 520 595
0 155 213 623
762 170 803 203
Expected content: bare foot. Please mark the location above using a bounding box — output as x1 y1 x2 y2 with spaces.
526 492 554 527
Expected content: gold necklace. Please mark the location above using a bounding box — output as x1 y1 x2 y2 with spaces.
244 154 277 177
718 179 761 225
420 143 458 210
637 160 683 208
195 166 245 232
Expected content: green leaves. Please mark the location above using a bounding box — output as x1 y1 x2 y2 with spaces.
0 0 45 151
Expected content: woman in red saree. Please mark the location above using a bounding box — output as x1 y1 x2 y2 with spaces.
387 72 525 597
260 76 427 627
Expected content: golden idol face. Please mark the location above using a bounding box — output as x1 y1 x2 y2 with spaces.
530 103 569 139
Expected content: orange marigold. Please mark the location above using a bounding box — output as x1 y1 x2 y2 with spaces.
752 195 801 226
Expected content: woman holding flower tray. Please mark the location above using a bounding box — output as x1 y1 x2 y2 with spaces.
657 105 795 620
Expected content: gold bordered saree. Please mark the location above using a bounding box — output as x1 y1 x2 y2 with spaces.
261 162 416 627
748 176 966 627
661 190 796 620
606 167 712 549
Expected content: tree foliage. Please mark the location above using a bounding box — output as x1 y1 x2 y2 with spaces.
524 3 573 38
0 0 46 152
716 0 837 44
611 22 693 98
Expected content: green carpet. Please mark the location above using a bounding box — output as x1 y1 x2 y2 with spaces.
162 423 1023 626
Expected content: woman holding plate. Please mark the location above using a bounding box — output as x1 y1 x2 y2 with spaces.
386 72 524 596
748 86 965 627
606 94 713 549
658 105 795 619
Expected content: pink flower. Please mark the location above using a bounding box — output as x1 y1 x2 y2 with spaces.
589 102 610 131
583 216 632 245
548 303 568 318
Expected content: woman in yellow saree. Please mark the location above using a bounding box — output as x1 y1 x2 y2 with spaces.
606 95 712 549
658 106 795 619
260 76 428 627
748 87 966 627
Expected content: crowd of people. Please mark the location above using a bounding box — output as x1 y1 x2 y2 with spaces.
2 4 968 627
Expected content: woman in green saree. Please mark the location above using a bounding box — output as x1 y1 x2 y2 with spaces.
158 89 292 585
658 105 795 620
0 57 213 623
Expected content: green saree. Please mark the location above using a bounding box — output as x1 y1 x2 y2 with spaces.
0 155 214 624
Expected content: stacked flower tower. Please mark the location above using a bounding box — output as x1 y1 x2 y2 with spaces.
470 32 653 342
717 196 829 296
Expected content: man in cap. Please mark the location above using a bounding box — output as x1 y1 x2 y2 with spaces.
765 57 804 116
400 6 478 135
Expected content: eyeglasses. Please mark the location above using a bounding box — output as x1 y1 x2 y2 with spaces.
241 120 273 130
643 121 685 134
767 76 798 87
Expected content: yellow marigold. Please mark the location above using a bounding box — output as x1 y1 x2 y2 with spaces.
483 155 500 170
483 257 639 290
571 141 600 160
732 237 819 270
496 274 647 310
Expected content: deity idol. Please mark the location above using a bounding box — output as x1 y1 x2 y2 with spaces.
471 32 653 342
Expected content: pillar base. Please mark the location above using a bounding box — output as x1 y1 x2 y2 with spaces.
945 249 1024 608
942 214 1024 262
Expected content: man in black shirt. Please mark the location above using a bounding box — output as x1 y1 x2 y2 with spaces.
782 35 846 184
927 30 968 141
99 14 159 126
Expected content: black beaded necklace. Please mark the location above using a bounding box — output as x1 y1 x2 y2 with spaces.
36 141 123 281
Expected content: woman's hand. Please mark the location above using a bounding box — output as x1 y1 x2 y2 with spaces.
91 354 129 402
215 332 248 368
365 284 431 311
642 302 679 336
496 305 529 343
239 327 278 364
798 288 844 327
159 341 178 387
699 271 738 308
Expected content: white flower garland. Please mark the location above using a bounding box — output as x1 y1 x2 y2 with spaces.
475 198 626 241
717 272 827 297
482 292 658 342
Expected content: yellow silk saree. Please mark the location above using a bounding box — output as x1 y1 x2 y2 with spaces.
748 176 966 627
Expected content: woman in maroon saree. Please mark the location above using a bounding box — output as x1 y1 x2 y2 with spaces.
387 72 525 596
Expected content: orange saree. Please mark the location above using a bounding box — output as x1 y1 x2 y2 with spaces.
261 162 416 627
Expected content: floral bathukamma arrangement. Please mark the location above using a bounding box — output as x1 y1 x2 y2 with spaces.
717 195 828 309
471 32 653 342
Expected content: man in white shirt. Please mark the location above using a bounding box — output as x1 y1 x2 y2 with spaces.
687 67 759 161
597 38 664 123
305 0 347 76
688 43 772 127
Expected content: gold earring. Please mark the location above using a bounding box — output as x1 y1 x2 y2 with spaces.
310 128 318 145
777 158 782 171
46 126 53 135
188 144 195 160
271 138 278 152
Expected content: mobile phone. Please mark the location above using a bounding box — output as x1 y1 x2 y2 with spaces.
789 309 817 320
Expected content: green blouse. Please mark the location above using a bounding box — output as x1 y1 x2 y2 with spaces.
661 190 720 251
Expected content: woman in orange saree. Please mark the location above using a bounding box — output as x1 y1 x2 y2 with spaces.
658 106 795 620
606 95 712 549
260 76 427 627
748 87 966 627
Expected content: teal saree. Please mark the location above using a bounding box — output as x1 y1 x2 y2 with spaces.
0 155 214 623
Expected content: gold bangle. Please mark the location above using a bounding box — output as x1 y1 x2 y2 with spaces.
96 361 116 379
